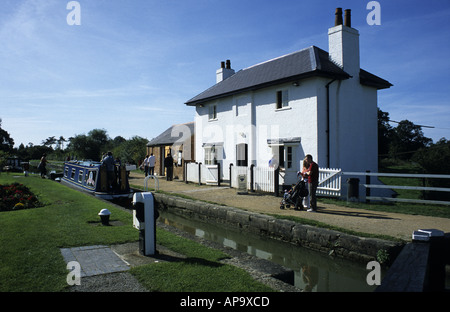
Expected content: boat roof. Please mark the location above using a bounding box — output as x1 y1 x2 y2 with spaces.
66 160 102 167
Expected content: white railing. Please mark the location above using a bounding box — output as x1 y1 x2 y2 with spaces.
184 163 450 205
317 168 342 197
342 171 450 205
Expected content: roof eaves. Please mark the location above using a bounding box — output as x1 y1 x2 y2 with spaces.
185 70 350 106
360 69 393 90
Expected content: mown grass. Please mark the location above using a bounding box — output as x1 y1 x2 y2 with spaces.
133 229 273 292
0 173 273 292
0 174 136 291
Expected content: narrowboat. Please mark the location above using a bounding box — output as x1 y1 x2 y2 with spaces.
61 160 134 200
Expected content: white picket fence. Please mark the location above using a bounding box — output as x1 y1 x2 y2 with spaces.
229 165 276 192
185 163 341 197
318 168 342 197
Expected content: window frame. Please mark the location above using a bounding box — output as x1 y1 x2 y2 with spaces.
208 103 217 121
276 89 289 110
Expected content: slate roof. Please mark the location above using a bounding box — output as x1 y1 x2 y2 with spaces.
147 122 194 146
185 45 391 106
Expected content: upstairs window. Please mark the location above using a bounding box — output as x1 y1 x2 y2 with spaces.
276 90 289 109
208 104 217 120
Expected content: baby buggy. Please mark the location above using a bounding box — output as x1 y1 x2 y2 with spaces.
280 179 309 210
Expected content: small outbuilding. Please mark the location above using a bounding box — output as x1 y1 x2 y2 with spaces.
146 122 195 180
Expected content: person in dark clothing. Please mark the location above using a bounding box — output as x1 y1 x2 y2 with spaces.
102 151 115 190
164 152 174 181
304 154 319 212
38 153 47 178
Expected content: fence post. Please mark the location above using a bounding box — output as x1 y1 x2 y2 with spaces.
366 170 370 203
198 162 202 186
274 167 280 197
229 163 233 188
250 164 255 192
217 163 221 187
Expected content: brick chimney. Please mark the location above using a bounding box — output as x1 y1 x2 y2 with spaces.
328 8 360 78
216 59 235 83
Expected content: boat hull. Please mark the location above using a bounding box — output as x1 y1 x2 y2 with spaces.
61 161 134 200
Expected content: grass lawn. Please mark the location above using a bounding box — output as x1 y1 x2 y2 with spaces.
134 229 273 292
0 174 273 292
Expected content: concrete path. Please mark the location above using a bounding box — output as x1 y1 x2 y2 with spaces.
130 172 450 241
60 245 130 277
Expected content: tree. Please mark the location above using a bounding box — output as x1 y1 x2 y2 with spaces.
0 118 14 153
112 136 148 165
42 136 57 149
57 136 67 150
378 108 393 157
413 138 450 200
66 129 111 161
388 120 432 160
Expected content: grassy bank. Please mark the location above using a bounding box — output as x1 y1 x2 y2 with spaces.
0 174 273 292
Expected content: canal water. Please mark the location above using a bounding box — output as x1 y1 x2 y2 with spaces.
158 210 384 292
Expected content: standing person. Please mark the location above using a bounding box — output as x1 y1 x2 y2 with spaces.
38 153 47 178
102 151 115 190
299 157 310 210
164 152 174 181
143 155 149 177
305 154 319 212
148 153 156 176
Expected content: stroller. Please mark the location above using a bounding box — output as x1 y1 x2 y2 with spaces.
280 178 309 210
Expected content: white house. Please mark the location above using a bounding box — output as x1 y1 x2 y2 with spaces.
185 8 392 186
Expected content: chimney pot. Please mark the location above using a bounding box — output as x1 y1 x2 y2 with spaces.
226 59 231 69
335 8 343 26
344 9 351 27
221 61 225 69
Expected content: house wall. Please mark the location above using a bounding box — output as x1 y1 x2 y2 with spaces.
194 72 380 185
327 77 379 173
195 77 326 184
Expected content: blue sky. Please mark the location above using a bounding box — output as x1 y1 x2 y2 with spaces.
1 0 450 148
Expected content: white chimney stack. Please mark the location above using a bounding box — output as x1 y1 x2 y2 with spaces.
216 59 235 83
328 8 360 78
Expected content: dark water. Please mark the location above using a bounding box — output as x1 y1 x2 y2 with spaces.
158 210 384 292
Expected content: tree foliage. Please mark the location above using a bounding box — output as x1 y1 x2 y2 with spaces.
0 119 14 153
378 109 432 160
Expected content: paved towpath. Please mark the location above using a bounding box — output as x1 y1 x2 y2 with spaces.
129 172 450 241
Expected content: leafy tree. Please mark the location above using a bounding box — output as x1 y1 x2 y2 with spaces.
413 138 450 200
42 136 57 149
66 129 111 161
388 120 432 160
56 136 67 150
112 136 148 165
378 108 393 157
0 118 14 153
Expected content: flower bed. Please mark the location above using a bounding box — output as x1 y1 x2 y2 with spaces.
1 183 42 212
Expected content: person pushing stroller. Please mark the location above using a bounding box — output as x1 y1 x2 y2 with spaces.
280 158 310 210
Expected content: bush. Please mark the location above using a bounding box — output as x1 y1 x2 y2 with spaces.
0 182 42 211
